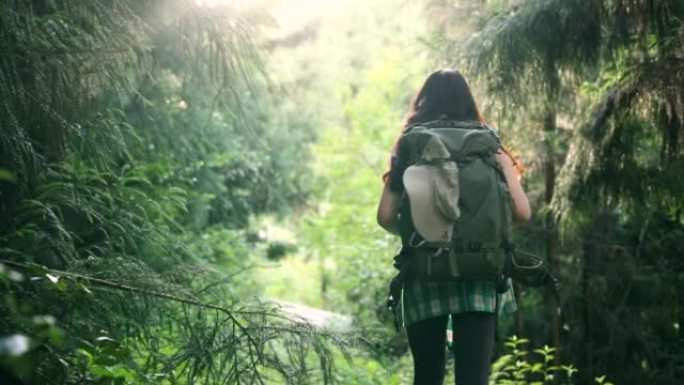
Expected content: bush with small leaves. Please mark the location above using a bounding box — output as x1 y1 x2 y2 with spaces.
491 336 609 385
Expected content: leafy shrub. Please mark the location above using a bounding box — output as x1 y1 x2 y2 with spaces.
491 336 613 385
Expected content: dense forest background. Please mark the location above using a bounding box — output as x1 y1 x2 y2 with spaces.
1 0 682 384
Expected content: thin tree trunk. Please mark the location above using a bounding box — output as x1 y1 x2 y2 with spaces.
514 282 525 335
581 230 594 383
542 107 561 365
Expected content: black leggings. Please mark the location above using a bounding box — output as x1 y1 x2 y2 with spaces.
406 312 496 385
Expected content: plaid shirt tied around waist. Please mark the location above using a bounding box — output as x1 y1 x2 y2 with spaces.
401 278 517 326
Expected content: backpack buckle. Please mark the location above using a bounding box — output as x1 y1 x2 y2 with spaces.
408 232 427 248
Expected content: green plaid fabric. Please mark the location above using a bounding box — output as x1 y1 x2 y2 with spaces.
402 279 517 326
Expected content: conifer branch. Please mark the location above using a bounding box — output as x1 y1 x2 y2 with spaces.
0 257 266 362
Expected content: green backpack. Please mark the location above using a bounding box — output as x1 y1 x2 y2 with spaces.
395 120 513 284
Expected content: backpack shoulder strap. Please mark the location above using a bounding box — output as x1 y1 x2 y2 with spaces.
402 123 426 134
479 124 504 146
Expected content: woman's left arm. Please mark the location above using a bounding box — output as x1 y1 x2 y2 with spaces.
496 151 532 222
377 182 401 234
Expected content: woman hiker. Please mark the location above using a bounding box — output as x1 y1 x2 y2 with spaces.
376 68 531 385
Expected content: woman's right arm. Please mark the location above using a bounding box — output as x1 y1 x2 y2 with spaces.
496 151 532 222
376 182 401 234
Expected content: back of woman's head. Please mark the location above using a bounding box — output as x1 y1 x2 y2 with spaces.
405 69 483 127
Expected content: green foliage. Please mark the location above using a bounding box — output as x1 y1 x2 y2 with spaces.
299 51 427 323
0 259 354 385
491 336 604 385
464 0 602 103
256 0 429 322
331 348 412 384
0 1 342 384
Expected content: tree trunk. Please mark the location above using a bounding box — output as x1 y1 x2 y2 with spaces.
542 107 561 364
581 233 594 383
514 282 525 336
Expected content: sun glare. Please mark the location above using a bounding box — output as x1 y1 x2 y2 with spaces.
195 0 334 37
196 0 270 9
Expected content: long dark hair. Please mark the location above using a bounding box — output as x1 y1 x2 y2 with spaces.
382 69 522 182
404 68 484 128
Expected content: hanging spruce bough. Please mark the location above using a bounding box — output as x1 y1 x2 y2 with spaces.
462 0 602 110
0 1 346 384
454 0 684 215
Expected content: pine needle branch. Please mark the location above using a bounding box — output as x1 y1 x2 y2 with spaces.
0 257 266 355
